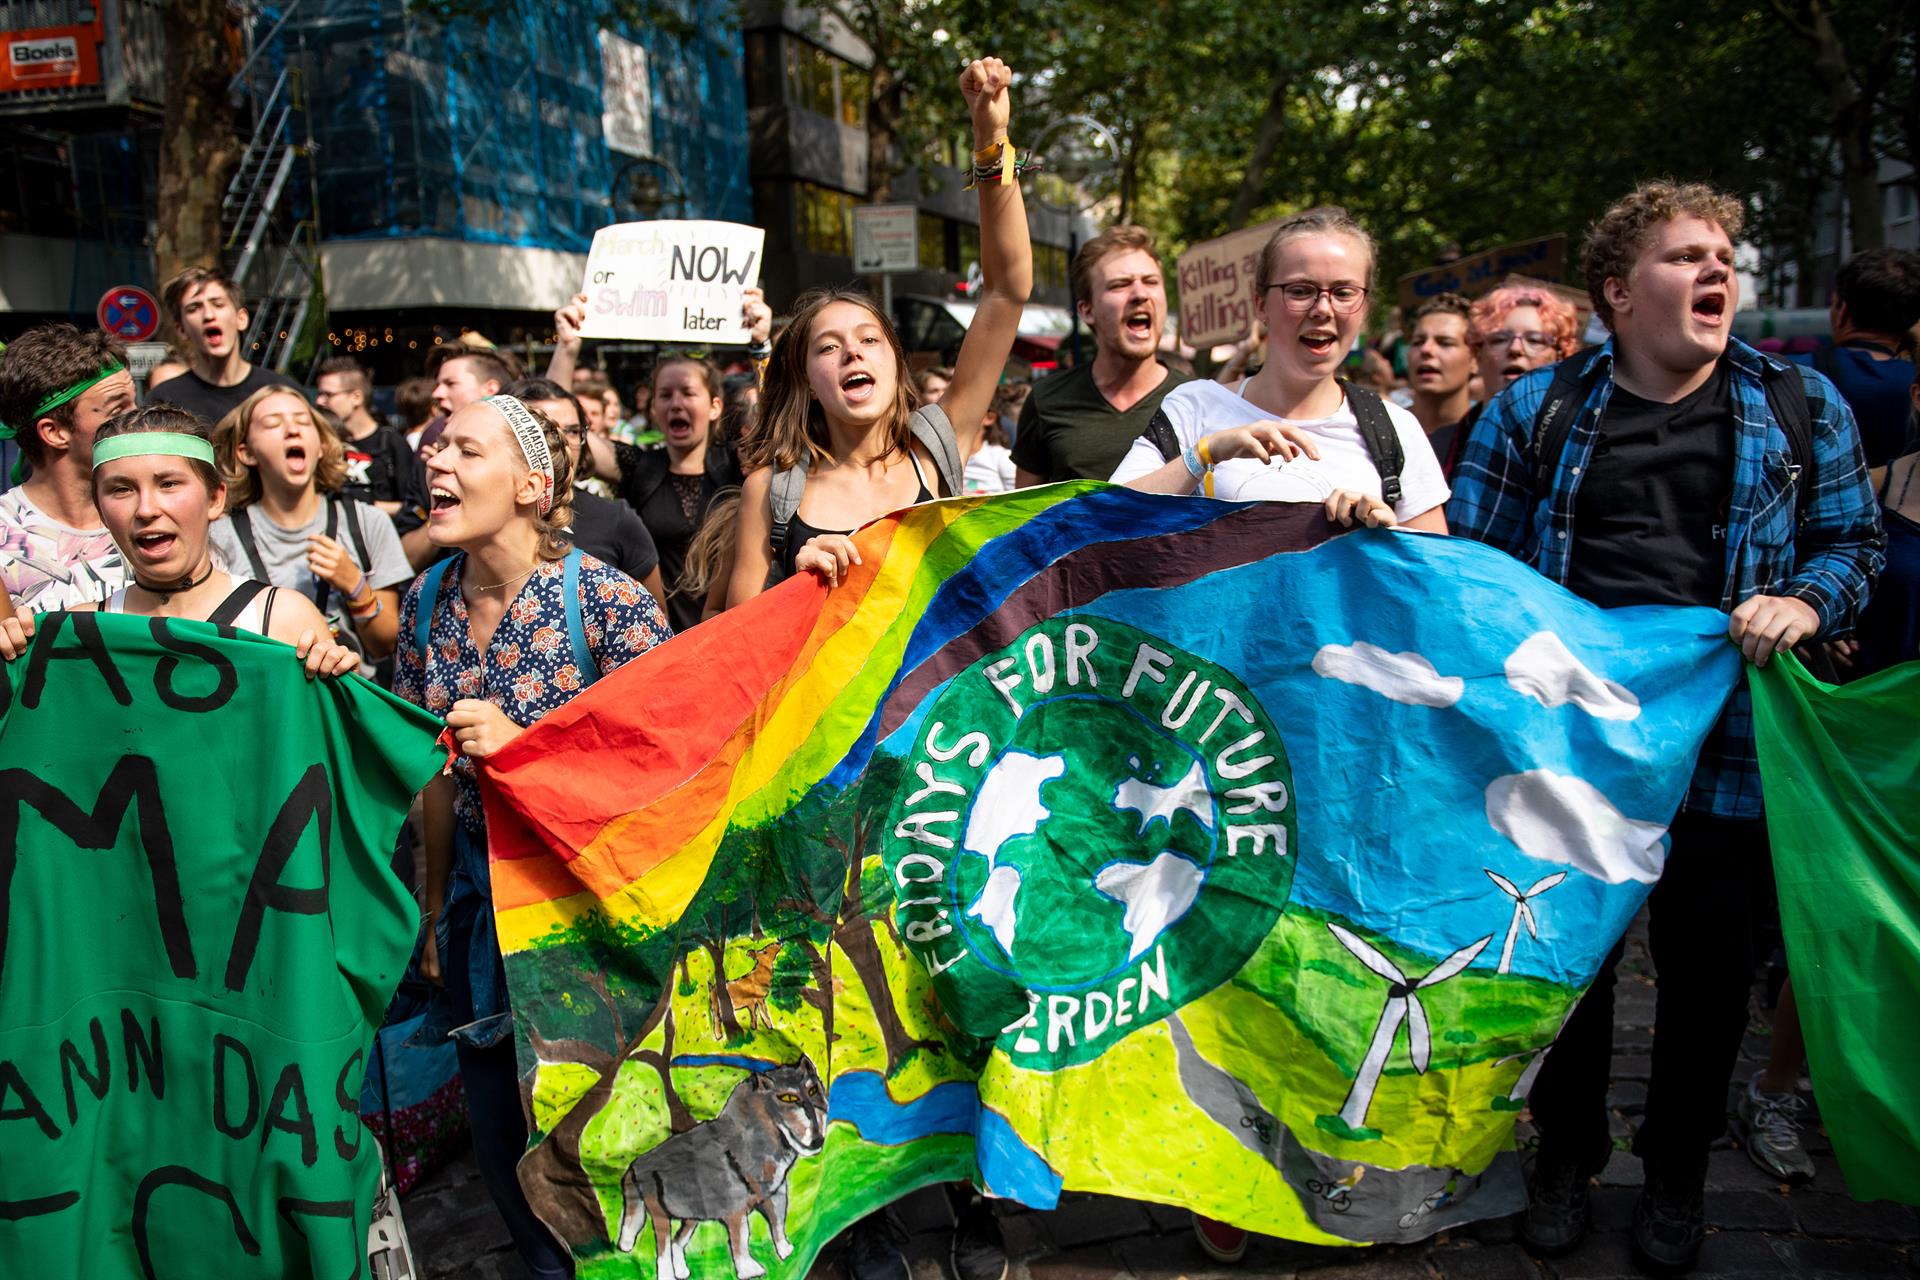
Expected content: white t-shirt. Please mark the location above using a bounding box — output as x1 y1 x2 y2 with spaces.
964 444 1018 495
1109 379 1450 522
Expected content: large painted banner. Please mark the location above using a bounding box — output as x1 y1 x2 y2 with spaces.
479 485 1743 1277
0 615 444 1277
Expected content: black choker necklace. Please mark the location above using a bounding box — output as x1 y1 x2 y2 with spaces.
133 562 215 600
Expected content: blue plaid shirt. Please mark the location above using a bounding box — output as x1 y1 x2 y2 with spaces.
1448 338 1885 819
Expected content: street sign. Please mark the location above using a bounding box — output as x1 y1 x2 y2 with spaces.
97 285 160 341
853 204 919 274
125 342 171 386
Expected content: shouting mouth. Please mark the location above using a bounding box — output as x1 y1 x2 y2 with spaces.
841 371 876 405
1692 292 1727 326
1300 330 1338 358
1123 309 1155 344
132 530 178 562
429 486 461 519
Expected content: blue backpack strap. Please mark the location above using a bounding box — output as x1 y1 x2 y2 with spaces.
562 548 601 688
413 556 454 668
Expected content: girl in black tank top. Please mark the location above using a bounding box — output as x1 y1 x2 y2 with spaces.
726 56 1035 604
775 449 936 580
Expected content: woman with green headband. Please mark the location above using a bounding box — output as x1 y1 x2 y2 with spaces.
0 405 359 676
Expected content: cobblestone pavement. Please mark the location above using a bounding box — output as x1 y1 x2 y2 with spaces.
402 919 1919 1279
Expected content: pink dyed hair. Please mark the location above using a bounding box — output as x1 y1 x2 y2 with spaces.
1467 286 1581 358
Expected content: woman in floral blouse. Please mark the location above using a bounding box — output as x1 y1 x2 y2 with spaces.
394 393 668 1280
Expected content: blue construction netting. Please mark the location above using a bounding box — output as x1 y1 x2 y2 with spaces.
289 0 750 252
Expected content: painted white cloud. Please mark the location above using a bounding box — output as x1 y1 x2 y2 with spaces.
1485 770 1668 885
1311 641 1463 708
1504 631 1641 722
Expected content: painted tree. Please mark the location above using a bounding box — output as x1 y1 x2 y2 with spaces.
518 955 697 1247
776 769 942 1076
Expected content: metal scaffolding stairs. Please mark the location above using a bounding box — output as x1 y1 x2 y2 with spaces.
222 55 322 376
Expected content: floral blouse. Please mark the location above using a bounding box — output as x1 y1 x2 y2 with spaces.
395 552 671 834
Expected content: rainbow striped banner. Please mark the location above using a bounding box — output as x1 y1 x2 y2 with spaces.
478 483 1740 1278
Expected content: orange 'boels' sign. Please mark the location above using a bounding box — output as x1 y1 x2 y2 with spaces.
1 25 100 93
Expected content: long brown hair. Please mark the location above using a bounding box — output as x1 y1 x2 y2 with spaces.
214 386 347 508
741 288 916 473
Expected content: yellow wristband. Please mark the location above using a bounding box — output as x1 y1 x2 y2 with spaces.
1197 437 1215 468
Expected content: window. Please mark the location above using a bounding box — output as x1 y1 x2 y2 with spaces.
1036 242 1069 291
798 181 854 256
786 39 867 130
919 211 948 271
957 221 981 274
838 62 869 129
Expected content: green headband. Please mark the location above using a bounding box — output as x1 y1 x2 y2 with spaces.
91 432 217 470
0 362 128 440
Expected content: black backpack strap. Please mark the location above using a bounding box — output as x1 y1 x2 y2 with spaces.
337 496 372 575
1142 408 1183 462
1761 360 1816 523
1528 351 1607 493
207 578 267 628
226 508 272 584
1809 343 1838 383
1340 380 1405 508
309 499 342 608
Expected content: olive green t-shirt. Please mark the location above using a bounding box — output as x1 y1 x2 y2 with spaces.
1010 361 1192 483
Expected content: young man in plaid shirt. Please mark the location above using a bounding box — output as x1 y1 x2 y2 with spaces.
1449 181 1884 1274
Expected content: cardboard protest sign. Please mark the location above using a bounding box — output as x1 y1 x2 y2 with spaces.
579 221 765 344
0 615 444 1276
1177 222 1280 348
1396 235 1567 314
478 486 1742 1277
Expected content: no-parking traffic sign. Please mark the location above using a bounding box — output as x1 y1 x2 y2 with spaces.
97 286 161 341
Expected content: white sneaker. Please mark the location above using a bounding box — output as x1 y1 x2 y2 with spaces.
1736 1076 1816 1185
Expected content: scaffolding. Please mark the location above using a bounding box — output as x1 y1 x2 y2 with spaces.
286 0 750 253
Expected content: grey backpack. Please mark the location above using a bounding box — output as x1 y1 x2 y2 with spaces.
765 403 964 583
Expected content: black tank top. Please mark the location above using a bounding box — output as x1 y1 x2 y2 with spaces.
777 449 936 579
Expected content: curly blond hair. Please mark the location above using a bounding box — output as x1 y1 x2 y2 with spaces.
1583 180 1744 330
215 385 347 509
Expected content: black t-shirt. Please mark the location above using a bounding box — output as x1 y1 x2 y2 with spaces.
570 487 660 585
1566 364 1737 610
612 440 743 634
1009 362 1192 482
147 365 300 427
340 424 428 534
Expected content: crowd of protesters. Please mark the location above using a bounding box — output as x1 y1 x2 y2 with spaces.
2 47 1917 1280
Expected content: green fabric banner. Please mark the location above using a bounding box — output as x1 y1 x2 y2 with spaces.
1751 654 1920 1205
0 612 445 1276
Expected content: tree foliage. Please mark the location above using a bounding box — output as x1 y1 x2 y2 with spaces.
840 0 1913 304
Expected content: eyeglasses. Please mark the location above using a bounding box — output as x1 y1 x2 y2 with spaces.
559 425 586 441
1268 281 1370 314
1484 330 1557 352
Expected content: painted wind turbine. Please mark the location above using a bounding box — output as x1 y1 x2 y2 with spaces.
1328 923 1493 1132
1484 869 1566 974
